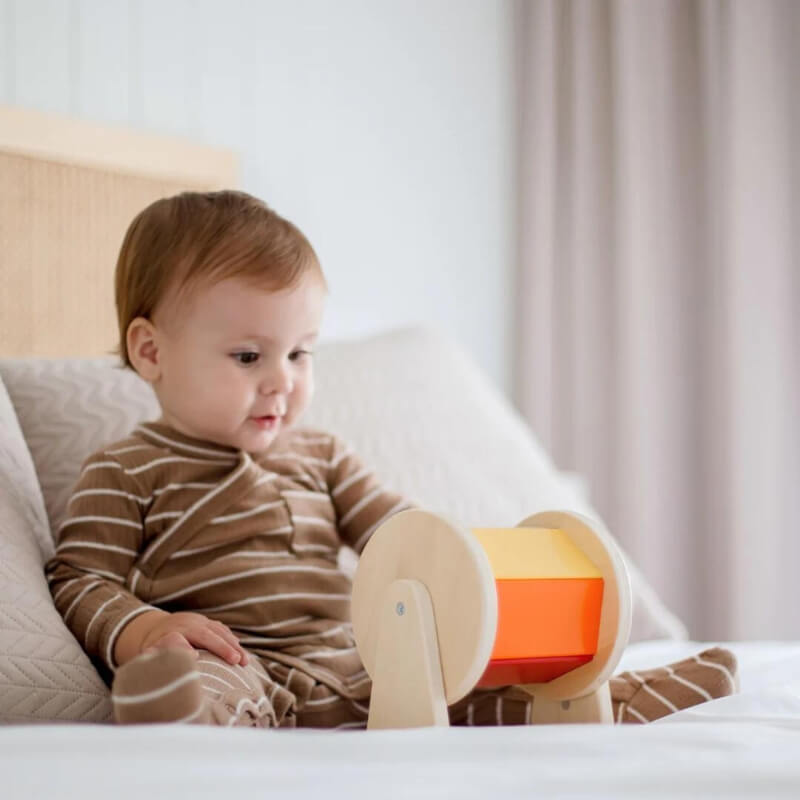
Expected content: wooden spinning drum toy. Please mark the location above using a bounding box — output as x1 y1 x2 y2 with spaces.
351 509 632 729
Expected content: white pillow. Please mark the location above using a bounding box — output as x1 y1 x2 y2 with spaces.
304 327 687 643
0 326 686 724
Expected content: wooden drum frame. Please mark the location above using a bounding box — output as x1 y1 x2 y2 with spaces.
351 509 632 729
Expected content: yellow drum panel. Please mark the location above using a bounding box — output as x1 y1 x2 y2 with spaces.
472 527 603 579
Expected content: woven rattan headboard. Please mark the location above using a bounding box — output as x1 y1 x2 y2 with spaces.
0 106 238 357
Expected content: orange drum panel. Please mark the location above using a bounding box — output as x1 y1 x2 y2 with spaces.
491 577 604 660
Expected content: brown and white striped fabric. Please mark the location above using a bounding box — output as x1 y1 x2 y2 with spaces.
44 421 413 695
111 647 371 728
110 646 538 729
108 645 545 728
109 645 738 728
610 647 739 724
452 647 738 726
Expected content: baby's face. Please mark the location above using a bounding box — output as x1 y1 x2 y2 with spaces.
150 273 325 453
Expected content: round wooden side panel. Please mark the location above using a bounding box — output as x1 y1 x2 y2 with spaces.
516 510 633 700
351 509 497 704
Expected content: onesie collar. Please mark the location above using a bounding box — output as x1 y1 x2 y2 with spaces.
134 420 241 460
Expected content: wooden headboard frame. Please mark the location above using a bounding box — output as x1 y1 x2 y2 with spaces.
0 105 238 357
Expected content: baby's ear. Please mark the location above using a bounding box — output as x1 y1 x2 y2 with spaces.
127 317 161 383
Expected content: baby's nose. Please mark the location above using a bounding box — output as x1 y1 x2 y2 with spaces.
259 369 293 396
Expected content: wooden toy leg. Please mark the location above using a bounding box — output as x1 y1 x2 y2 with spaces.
367 578 450 730
367 579 450 728
524 681 614 724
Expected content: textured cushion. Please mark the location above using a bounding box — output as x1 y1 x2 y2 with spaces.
0 326 687 724
1 359 160 537
0 376 112 723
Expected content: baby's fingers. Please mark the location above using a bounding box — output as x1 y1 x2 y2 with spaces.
189 626 244 665
209 621 249 665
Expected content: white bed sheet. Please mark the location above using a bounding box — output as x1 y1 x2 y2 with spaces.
2 641 799 800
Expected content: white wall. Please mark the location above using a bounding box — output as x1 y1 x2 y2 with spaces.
0 0 519 395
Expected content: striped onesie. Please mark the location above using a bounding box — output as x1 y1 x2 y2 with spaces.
45 421 737 728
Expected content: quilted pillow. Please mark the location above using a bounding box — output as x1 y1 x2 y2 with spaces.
0 359 160 536
0 375 112 723
0 326 686 724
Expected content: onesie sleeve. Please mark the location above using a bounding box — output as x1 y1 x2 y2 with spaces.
44 449 162 675
327 434 417 555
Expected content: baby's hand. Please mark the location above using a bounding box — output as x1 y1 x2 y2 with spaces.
139 611 249 666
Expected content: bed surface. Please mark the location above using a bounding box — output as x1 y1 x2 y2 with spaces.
3 641 799 799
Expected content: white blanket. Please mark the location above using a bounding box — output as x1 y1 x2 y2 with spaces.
2 641 799 799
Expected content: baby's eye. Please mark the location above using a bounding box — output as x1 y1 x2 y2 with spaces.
289 350 313 362
232 352 260 366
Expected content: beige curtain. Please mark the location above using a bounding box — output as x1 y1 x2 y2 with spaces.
515 0 799 640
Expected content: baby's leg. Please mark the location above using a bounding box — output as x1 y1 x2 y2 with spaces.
448 647 739 726
111 648 297 727
610 646 738 723
263 658 369 730
448 685 532 725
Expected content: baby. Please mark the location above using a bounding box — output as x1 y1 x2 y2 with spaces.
45 191 737 728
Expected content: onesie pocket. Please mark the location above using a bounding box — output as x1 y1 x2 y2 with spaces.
281 490 340 560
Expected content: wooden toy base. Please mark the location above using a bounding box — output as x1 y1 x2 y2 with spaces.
522 681 614 724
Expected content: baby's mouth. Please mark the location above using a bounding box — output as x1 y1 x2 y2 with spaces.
252 415 281 430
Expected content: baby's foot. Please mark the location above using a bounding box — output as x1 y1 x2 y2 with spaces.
610 646 738 723
112 647 208 725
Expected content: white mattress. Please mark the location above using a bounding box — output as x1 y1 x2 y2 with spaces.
2 640 799 799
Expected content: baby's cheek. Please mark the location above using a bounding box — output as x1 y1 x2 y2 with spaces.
303 368 315 398
292 382 313 420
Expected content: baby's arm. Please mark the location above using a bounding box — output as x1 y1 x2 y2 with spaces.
45 450 247 672
327 434 416 555
44 450 163 674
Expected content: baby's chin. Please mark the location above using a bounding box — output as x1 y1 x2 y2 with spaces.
189 413 302 453
239 419 296 454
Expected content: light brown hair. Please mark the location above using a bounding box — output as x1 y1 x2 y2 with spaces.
114 190 326 367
